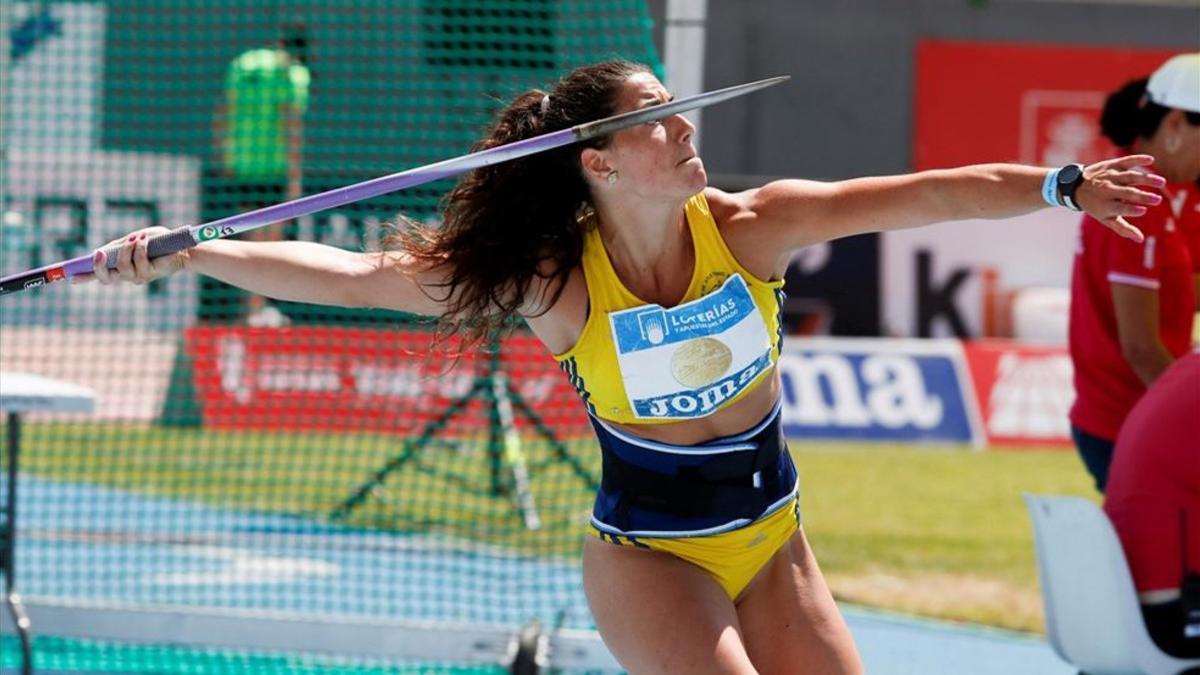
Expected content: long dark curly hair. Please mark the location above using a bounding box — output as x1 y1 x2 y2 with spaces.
386 59 651 347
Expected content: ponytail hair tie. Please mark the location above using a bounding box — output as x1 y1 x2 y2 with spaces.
539 94 551 115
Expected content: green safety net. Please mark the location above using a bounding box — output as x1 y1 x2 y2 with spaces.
0 1 660 671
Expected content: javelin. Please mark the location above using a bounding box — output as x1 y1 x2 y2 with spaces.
0 75 788 296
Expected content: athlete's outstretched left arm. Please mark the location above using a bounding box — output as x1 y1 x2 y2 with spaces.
735 155 1164 258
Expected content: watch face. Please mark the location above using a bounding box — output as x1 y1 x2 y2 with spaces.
1058 164 1083 185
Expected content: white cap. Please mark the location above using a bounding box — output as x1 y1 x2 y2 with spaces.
1146 53 1200 114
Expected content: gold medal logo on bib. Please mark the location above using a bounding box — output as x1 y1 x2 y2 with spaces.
671 337 733 388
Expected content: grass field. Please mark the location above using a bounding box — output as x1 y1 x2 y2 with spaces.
7 421 1096 634
791 441 1097 633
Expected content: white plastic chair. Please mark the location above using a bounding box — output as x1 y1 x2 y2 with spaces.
1025 494 1200 675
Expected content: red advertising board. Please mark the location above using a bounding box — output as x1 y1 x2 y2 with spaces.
963 340 1073 446
183 326 1084 447
185 326 589 436
914 40 1183 170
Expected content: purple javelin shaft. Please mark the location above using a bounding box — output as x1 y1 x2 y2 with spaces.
53 131 571 280
7 128 573 287
0 75 787 295
205 129 575 236
24 132 568 280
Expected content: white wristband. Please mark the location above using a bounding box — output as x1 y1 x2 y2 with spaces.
1041 169 1061 208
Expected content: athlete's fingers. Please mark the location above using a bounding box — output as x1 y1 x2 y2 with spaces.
1101 154 1156 172
115 235 138 282
1115 202 1149 219
1076 159 1165 217
132 233 154 283
1101 215 1145 243
1108 185 1164 206
1108 169 1167 188
76 249 106 285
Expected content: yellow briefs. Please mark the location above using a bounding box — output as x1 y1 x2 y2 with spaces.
588 494 800 601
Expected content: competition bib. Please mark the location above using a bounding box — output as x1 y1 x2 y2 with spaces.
608 274 773 420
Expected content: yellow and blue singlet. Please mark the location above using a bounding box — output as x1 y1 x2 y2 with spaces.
554 193 800 600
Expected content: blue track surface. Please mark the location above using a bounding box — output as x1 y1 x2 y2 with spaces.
10 475 1074 674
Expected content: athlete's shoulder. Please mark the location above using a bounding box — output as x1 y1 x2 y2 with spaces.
701 186 762 239
702 186 744 219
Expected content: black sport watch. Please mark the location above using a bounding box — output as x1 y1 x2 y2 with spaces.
1055 163 1086 212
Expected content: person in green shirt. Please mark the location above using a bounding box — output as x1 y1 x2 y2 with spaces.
209 22 311 325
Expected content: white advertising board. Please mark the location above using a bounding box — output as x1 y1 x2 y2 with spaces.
880 209 1080 338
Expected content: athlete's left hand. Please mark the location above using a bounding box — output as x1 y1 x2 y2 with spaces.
1075 154 1165 244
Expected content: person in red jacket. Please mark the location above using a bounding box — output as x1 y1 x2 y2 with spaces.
1069 53 1200 492
1104 351 1200 658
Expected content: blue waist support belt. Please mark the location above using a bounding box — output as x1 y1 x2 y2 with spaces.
590 400 798 537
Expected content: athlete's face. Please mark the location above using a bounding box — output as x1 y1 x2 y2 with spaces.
586 72 707 198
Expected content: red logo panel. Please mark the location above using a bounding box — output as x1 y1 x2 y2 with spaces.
963 340 1073 446
185 326 589 437
915 40 1182 170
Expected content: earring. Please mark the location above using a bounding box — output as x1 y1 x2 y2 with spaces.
607 171 619 185
1165 135 1181 154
